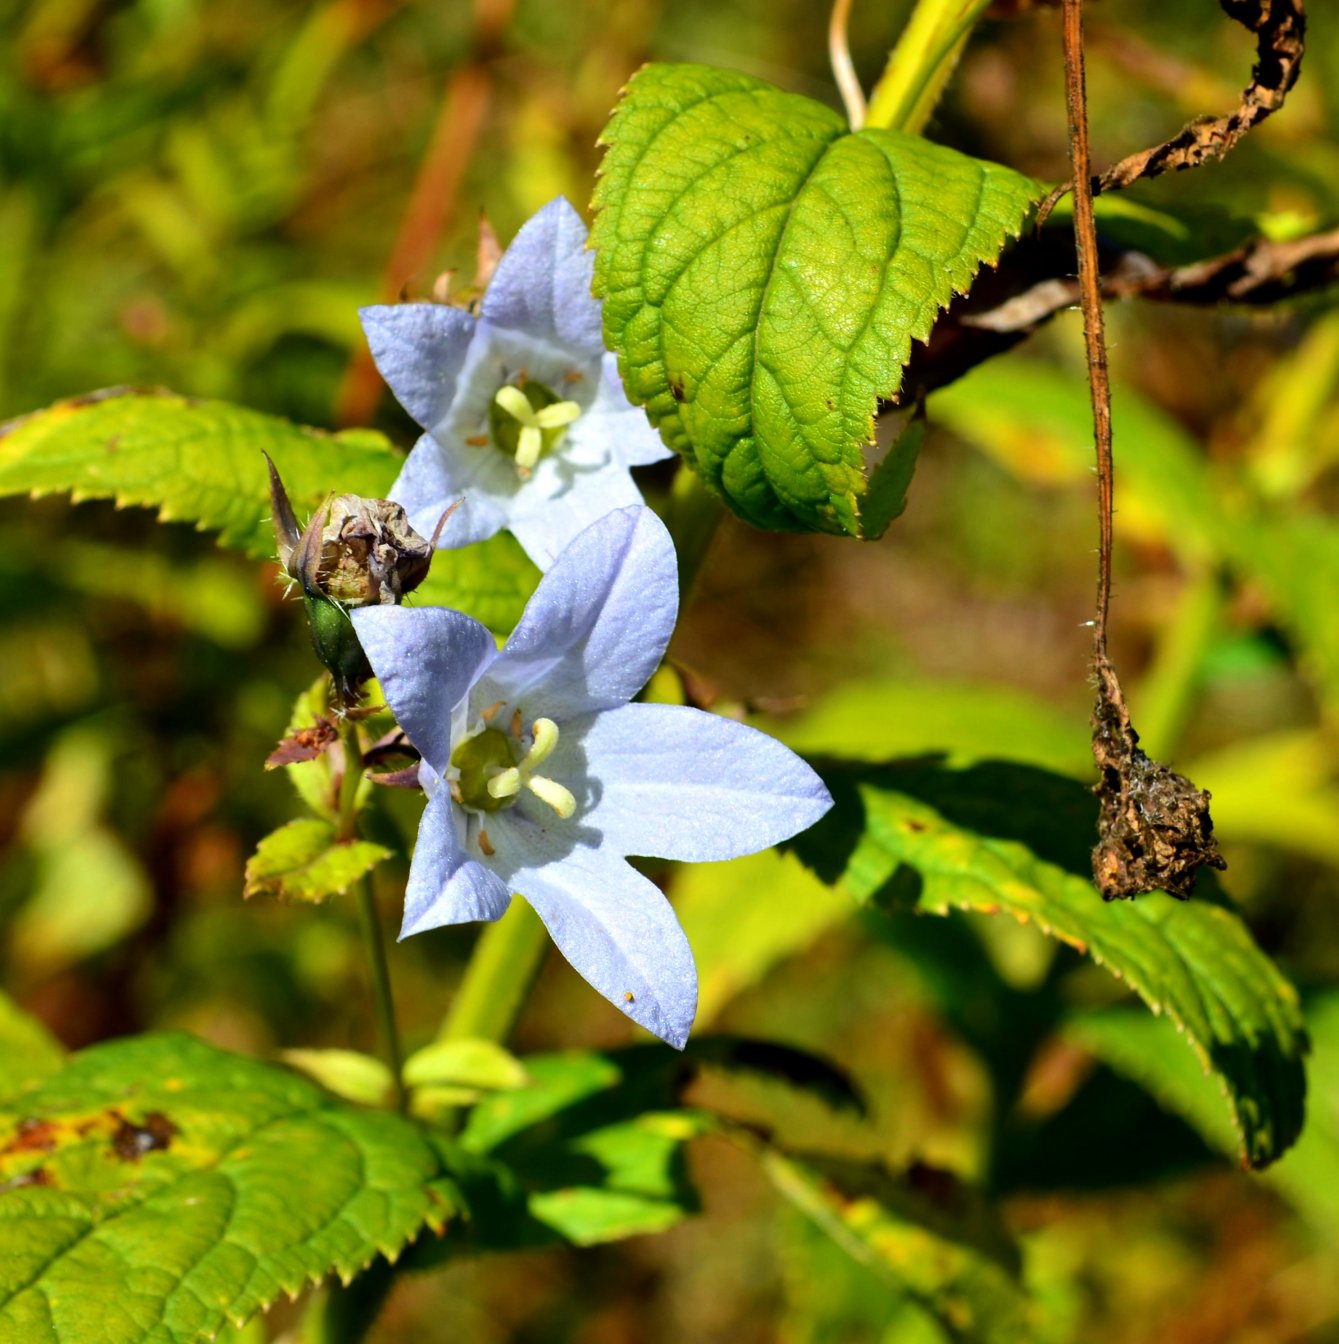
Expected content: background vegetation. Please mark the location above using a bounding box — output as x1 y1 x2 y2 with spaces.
2 0 1338 1339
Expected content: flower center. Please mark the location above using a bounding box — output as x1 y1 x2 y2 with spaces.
449 715 576 820
488 380 582 478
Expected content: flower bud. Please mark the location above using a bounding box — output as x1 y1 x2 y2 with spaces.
265 454 451 702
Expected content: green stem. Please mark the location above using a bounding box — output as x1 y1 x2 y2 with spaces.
357 877 408 1111
863 0 992 133
437 899 548 1043
339 719 407 1111
1132 569 1224 761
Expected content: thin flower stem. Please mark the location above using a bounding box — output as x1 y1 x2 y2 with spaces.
339 718 407 1112
830 0 867 128
863 0 991 133
437 899 548 1043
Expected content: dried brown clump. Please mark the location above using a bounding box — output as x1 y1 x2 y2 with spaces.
1091 652 1226 900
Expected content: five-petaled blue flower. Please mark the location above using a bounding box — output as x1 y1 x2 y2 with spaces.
360 197 673 570
351 507 833 1048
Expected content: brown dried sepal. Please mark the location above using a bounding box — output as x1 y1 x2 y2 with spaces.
1091 652 1225 900
297 494 434 607
266 715 340 769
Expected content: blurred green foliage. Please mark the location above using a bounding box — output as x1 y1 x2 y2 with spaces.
2 0 1339 1340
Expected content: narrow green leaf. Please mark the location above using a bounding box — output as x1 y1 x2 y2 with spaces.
403 1039 529 1094
592 63 1042 537
244 818 390 903
0 1033 465 1344
279 1048 394 1108
754 1144 1038 1343
0 390 399 558
790 758 1308 1169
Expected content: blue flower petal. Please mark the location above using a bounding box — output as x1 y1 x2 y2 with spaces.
481 506 678 718
480 197 605 363
556 703 834 861
391 430 512 548
360 303 477 432
489 812 697 1049
583 354 675 468
401 788 511 937
352 605 498 772
508 453 645 570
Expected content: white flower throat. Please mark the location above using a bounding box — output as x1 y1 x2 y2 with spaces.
449 707 577 841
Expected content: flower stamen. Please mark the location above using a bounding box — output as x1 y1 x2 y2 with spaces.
527 774 576 819
491 382 582 479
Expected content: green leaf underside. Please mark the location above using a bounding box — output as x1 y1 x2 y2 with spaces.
592 63 1042 536
0 1034 464 1344
461 1050 708 1247
791 759 1308 1169
758 1146 1036 1344
0 391 399 558
243 818 390 904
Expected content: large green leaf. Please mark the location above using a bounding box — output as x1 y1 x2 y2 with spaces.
0 1033 465 1343
0 390 399 558
0 390 540 632
591 63 1042 537
790 758 1308 1169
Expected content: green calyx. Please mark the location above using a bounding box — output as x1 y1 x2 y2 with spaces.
451 728 520 813
303 593 373 702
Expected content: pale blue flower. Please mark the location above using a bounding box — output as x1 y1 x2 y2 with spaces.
361 197 672 570
351 507 833 1048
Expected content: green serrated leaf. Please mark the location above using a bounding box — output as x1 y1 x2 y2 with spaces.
244 818 390 903
0 993 64 1093
755 1144 1038 1344
591 63 1042 537
790 758 1308 1169
0 1033 465 1344
0 390 400 558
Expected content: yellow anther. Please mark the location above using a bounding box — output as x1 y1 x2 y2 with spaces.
524 718 560 768
493 384 535 425
534 402 581 430
527 775 576 819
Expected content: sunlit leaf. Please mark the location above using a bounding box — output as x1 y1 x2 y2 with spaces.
592 63 1041 536
0 1034 465 1343
243 818 390 903
791 758 1308 1169
0 390 399 558
279 1048 393 1108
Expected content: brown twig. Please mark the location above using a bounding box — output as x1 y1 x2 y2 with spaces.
1061 0 1226 900
1061 0 1113 656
